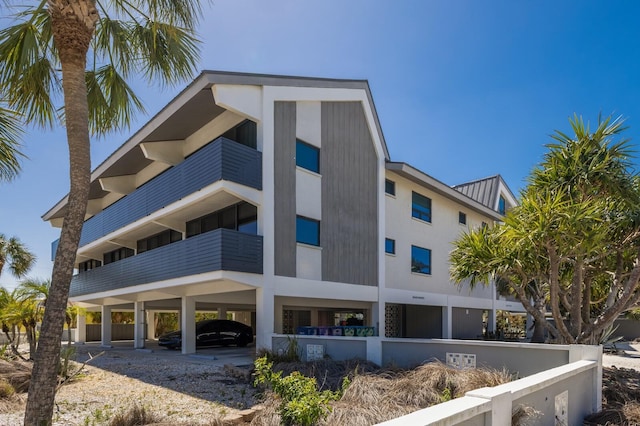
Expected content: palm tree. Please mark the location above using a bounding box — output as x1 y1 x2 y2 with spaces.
0 234 35 280
14 279 49 358
0 2 204 423
0 104 25 181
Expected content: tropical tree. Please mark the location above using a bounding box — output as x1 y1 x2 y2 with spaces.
15 278 49 357
0 104 25 181
0 286 25 357
0 2 204 423
451 115 640 345
0 234 36 280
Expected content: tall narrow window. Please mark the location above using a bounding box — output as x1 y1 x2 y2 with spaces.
412 192 432 222
296 216 320 246
296 140 320 173
385 238 396 254
498 195 506 215
411 245 431 275
385 179 396 196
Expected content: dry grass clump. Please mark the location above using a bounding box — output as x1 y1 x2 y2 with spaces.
270 358 380 391
252 360 514 426
622 402 640 424
108 404 163 426
0 358 31 393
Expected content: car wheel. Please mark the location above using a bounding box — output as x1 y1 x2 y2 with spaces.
236 336 249 347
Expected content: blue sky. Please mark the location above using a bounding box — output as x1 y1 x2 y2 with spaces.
2 0 640 289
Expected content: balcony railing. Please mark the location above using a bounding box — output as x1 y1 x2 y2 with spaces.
70 229 263 297
75 137 262 249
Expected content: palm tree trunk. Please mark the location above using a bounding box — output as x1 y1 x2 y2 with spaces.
24 2 96 424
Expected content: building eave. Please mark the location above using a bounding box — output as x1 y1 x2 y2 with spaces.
386 162 504 221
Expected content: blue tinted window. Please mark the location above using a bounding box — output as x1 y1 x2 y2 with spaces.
296 140 319 173
296 216 320 246
385 179 395 195
411 245 431 275
385 238 395 254
498 196 506 215
412 192 432 222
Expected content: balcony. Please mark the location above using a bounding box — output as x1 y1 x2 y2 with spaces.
77 137 262 248
70 229 263 297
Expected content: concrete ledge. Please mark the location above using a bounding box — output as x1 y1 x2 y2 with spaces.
377 396 491 425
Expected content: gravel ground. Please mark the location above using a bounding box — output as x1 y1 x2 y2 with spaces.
1 340 639 426
602 341 640 371
0 341 260 426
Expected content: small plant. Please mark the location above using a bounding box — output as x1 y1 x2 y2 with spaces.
58 346 77 380
257 336 301 363
0 379 15 398
254 356 348 425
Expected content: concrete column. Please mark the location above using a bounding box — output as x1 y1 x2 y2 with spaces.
134 301 145 349
146 310 156 340
274 298 284 334
181 296 196 354
101 306 112 347
217 307 227 320
569 344 603 412
256 286 275 351
442 305 452 339
466 387 512 426
488 309 497 335
371 302 385 337
76 313 86 344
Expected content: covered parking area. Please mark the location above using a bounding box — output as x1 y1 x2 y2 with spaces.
71 272 260 354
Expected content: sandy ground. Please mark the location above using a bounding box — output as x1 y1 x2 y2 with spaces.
602 341 640 371
0 341 259 426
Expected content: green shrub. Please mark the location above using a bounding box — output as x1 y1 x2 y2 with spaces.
254 356 349 425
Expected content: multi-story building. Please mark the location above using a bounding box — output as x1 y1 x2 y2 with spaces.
43 71 521 362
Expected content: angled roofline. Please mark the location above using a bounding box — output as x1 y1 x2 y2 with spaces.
453 174 519 202
386 162 505 221
42 70 390 221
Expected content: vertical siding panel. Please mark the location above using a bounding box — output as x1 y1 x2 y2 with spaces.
321 102 378 286
274 102 297 277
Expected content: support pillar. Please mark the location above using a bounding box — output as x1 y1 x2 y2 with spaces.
256 287 275 351
181 296 196 354
443 305 452 339
147 310 156 340
101 306 112 347
76 313 86 344
217 307 227 320
134 301 145 349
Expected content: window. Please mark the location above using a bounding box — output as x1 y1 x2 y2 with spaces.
296 140 320 173
186 202 258 238
411 245 431 275
79 259 101 272
103 247 134 265
137 229 182 254
385 179 396 196
458 211 467 225
296 216 320 246
412 192 432 222
498 195 506 215
385 238 396 254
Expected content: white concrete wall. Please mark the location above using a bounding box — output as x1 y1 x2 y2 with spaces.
384 171 494 299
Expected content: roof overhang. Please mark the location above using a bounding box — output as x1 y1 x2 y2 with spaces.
386 162 504 221
43 71 390 222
